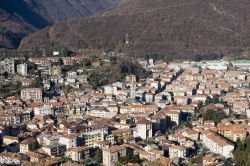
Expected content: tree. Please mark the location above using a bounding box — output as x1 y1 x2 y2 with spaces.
59 156 70 163
111 117 117 122
31 77 42 88
219 98 228 107
93 148 102 164
212 95 220 104
118 155 140 165
2 71 8 79
203 109 227 124
205 97 213 106
184 120 193 128
233 137 250 166
62 85 73 98
116 137 124 145
81 158 92 165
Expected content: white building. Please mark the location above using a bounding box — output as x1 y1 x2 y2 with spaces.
134 119 152 140
169 145 187 158
202 131 234 158
165 110 180 126
34 104 54 116
17 63 28 76
58 134 78 150
87 108 118 119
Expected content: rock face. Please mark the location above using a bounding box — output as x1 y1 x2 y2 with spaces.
20 0 250 58
0 0 122 48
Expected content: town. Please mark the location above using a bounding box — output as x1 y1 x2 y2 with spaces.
0 52 249 166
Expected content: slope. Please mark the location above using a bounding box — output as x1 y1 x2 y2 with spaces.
0 0 122 49
20 0 250 58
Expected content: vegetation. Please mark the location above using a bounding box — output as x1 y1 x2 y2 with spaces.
31 77 43 88
233 137 250 166
0 27 8 37
203 109 227 124
116 154 141 165
0 48 68 60
89 57 151 89
193 53 223 62
205 95 228 107
93 148 103 164
116 137 124 145
62 85 73 98
59 155 71 163
81 158 92 165
0 82 22 98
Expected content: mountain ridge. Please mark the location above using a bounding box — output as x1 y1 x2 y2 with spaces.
20 0 250 59
0 0 122 49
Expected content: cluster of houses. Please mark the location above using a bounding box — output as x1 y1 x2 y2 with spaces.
0 55 250 165
0 56 89 89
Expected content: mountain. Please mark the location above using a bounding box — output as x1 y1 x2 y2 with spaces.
20 0 250 59
0 0 122 49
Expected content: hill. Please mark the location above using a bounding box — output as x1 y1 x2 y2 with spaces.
20 0 250 59
0 0 122 49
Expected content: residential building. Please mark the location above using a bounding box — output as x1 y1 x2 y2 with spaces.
169 145 187 158
67 146 90 162
49 66 62 76
21 88 42 101
202 131 234 158
20 138 38 153
58 134 79 150
17 63 28 76
42 144 66 157
134 118 152 140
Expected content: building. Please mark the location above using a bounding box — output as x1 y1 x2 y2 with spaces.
21 88 42 101
103 145 127 166
67 146 90 162
202 131 234 158
0 112 21 125
0 152 28 165
3 136 18 145
1 59 15 74
169 145 187 158
25 151 46 163
42 144 66 157
217 119 249 142
17 63 28 76
58 134 79 150
83 129 106 148
87 108 118 119
20 138 38 153
130 75 136 99
34 104 54 116
164 110 180 126
37 134 60 146
103 144 156 166
134 118 152 140
49 66 62 76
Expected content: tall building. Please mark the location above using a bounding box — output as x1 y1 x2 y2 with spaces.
21 88 42 101
130 75 136 99
17 63 28 76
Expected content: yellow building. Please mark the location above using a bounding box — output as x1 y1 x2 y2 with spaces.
49 66 62 76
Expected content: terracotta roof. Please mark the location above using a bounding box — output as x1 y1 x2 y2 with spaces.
63 162 82 166
25 151 46 159
70 146 89 153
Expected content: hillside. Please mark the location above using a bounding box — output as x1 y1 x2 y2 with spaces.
20 0 250 59
0 0 122 49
